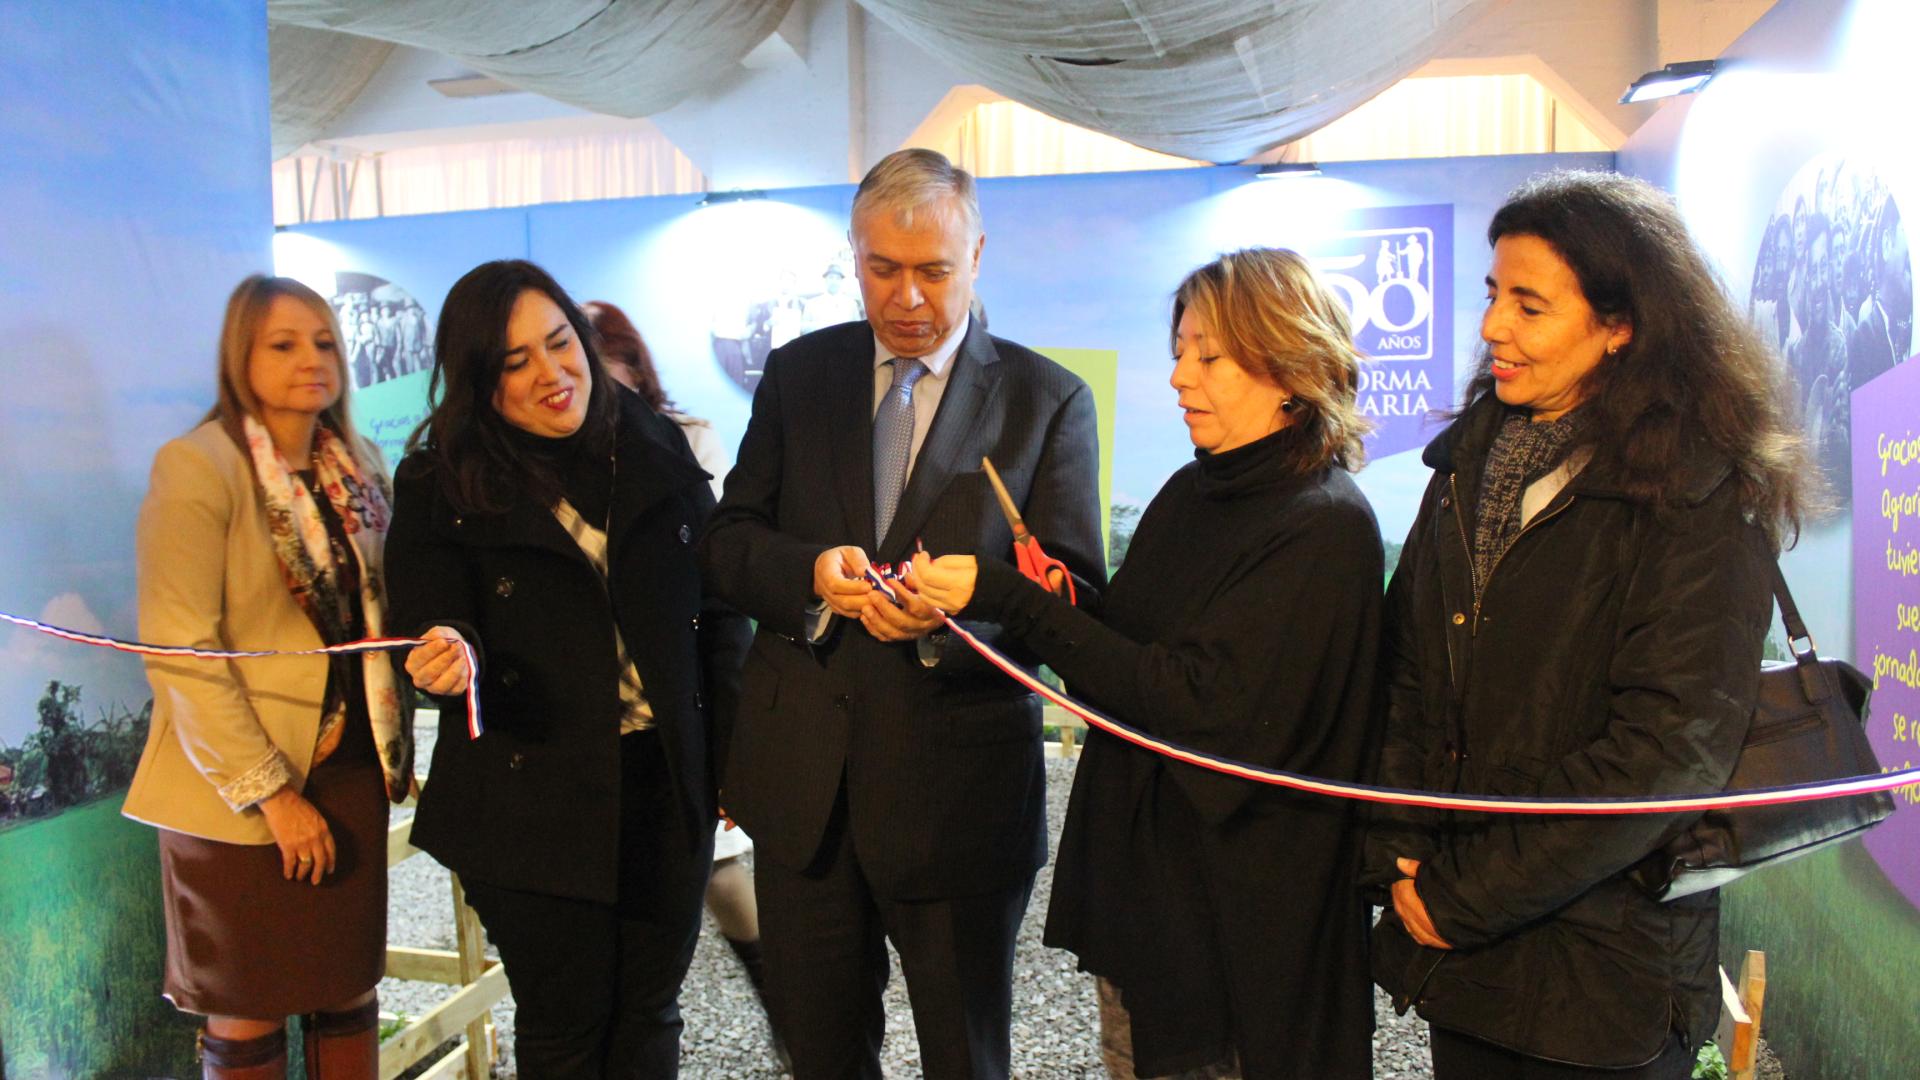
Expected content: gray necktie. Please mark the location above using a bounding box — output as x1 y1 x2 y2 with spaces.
873 357 927 545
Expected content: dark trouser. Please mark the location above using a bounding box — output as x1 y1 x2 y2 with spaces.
1430 1027 1694 1080
461 732 712 1080
754 804 1032 1080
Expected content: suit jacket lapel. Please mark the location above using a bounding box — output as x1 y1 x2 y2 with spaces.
827 329 880 550
877 323 1001 559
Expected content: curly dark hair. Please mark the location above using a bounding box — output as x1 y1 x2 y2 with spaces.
1466 170 1819 548
405 259 620 515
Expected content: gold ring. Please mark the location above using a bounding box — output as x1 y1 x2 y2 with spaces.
297 855 314 863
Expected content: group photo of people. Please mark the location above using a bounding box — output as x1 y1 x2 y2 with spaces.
331 273 435 390
708 253 865 393
1747 155 1913 500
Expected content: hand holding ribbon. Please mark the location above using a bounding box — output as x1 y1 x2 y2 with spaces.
405 625 472 696
813 545 876 619
859 571 943 642
908 551 977 613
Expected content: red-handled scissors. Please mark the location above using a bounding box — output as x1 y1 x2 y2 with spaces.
980 456 1076 604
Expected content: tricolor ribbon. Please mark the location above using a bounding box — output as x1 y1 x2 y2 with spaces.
14 582 1920 815
0 611 483 739
862 568 1920 815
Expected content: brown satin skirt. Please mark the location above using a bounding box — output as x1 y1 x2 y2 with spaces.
156 728 387 1018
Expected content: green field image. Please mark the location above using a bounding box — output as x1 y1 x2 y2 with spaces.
0 798 197 1079
1034 347 1117 567
1719 839 1920 1079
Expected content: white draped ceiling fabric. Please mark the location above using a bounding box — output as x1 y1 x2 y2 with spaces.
853 0 1501 163
270 23 395 158
267 0 1504 175
267 0 794 158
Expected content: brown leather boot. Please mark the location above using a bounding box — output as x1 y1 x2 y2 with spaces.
198 1027 287 1080
303 1000 379 1080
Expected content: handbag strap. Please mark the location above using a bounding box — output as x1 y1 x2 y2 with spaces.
1769 560 1829 703
1769 560 1815 654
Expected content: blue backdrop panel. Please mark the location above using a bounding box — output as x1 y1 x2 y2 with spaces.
291 152 1608 558
0 2 271 1075
280 208 533 464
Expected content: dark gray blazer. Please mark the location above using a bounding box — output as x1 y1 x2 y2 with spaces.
701 319 1105 900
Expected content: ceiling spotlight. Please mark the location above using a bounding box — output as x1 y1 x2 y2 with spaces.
1257 162 1322 180
1620 60 1719 104
696 189 768 207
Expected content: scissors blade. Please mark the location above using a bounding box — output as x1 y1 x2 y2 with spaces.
980 456 1027 534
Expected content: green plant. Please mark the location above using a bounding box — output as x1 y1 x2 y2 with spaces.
379 1011 413 1043
3 685 153 822
1692 1041 1728 1080
27 682 87 808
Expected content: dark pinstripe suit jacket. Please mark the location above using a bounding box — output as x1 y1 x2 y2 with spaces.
701 319 1105 900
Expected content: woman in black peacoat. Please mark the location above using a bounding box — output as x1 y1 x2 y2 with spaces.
385 260 749 1078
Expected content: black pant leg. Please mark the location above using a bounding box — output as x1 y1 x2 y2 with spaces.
606 732 714 1079
753 809 889 1080
461 880 616 1080
1430 1026 1695 1080
878 877 1033 1080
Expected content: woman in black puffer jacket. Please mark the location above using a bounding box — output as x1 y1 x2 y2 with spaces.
1364 171 1818 1079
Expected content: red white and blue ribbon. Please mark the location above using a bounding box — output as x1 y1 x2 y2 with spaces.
862 568 1920 816
0 610 484 739
13 578 1920 815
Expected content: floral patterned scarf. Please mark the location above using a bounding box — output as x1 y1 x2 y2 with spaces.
242 414 411 801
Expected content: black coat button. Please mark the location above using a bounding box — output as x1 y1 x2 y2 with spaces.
500 668 519 688
495 576 515 598
678 524 692 544
689 614 702 631
833 694 850 709
694 690 706 709
508 752 525 770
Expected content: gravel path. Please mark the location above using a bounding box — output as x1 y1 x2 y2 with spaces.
381 750 1783 1078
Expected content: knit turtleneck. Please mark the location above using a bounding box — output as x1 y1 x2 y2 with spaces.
1192 423 1312 501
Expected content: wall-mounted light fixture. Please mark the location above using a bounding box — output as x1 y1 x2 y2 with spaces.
696 189 768 207
1256 162 1322 180
1620 60 1719 104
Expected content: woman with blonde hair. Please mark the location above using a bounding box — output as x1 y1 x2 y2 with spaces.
124 275 461 1078
913 248 1383 1078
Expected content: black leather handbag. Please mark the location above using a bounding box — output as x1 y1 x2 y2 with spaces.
1632 563 1894 901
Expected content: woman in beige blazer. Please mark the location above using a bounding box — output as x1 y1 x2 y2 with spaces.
123 275 468 1079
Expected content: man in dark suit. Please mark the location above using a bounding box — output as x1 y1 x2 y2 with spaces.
701 149 1104 1079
